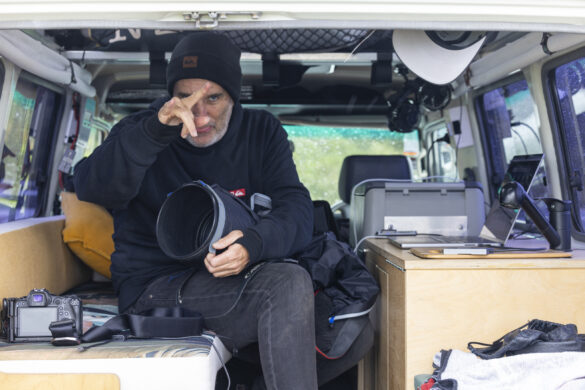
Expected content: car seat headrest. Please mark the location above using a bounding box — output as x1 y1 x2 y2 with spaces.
338 155 412 203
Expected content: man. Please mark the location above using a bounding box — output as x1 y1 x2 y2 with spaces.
75 32 368 389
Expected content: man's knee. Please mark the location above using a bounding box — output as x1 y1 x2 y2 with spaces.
266 262 312 292
255 262 314 314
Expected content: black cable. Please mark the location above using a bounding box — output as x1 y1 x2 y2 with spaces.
454 103 463 180
175 264 267 390
425 133 450 177
174 261 271 390
206 262 267 320
68 59 77 84
511 121 541 143
177 261 268 315
511 128 529 154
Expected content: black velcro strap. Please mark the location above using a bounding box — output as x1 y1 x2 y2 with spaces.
49 319 80 346
127 307 204 338
81 315 130 343
81 306 204 344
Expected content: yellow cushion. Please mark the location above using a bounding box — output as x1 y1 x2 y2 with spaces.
61 192 113 279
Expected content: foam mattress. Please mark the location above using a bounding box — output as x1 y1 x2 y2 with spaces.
0 332 231 390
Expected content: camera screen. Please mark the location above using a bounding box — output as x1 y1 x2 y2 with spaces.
17 307 58 337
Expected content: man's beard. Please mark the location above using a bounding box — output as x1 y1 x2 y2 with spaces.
185 124 227 148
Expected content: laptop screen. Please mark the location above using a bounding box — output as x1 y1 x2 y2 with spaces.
480 154 544 242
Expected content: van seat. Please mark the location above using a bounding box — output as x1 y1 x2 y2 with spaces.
338 155 412 205
0 215 230 390
336 155 411 244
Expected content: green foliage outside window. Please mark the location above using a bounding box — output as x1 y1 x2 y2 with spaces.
284 125 418 205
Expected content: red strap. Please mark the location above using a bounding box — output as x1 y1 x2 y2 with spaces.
420 378 435 390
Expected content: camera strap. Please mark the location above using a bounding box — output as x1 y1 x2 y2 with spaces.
49 319 82 346
49 307 205 348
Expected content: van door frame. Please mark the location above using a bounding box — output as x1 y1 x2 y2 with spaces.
542 46 585 239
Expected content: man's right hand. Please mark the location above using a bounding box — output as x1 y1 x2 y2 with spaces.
157 82 211 139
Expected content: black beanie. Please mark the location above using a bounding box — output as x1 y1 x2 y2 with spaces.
166 33 242 102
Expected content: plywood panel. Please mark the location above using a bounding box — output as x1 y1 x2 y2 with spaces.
404 268 585 385
360 254 377 390
0 372 120 390
386 262 407 390
0 217 91 310
365 238 585 390
367 251 407 390
375 264 390 390
366 239 585 270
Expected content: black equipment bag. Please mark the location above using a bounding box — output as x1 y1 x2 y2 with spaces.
297 232 379 359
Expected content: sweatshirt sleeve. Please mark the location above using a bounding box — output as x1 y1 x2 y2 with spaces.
236 116 313 262
74 100 181 210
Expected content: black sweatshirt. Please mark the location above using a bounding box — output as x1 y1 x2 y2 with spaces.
74 98 314 312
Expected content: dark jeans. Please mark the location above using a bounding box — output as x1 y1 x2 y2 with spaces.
129 262 373 390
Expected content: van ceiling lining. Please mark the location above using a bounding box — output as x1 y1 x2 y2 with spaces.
461 32 585 92
0 30 95 97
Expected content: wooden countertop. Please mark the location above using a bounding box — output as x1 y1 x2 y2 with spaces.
364 237 585 271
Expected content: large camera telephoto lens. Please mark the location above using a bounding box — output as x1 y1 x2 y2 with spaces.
157 182 217 261
156 181 258 262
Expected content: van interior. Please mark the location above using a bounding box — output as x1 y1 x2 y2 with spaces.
1 4 585 390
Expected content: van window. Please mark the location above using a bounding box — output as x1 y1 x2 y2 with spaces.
475 79 544 198
84 117 111 158
284 125 419 205
0 75 62 222
0 62 4 100
549 55 585 232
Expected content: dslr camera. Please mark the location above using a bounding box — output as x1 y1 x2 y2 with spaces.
1 288 82 342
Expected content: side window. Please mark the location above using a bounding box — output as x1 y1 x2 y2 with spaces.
0 75 62 222
283 125 419 205
84 117 111 158
548 55 585 233
475 78 545 199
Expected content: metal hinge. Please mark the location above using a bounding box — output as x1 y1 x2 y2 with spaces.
183 11 262 29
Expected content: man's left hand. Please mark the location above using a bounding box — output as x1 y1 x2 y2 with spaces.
204 230 250 277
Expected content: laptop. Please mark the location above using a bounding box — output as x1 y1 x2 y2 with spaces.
387 153 544 249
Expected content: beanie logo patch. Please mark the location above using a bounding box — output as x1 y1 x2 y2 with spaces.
182 56 198 68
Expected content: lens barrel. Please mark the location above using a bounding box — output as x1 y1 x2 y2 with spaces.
156 181 258 261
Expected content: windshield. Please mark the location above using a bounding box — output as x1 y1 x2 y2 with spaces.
284 124 419 205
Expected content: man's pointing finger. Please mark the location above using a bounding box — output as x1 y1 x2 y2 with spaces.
181 82 211 108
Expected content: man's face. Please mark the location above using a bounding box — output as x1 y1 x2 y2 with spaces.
174 79 234 148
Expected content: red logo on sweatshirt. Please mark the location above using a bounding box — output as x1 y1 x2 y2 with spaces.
230 188 246 197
